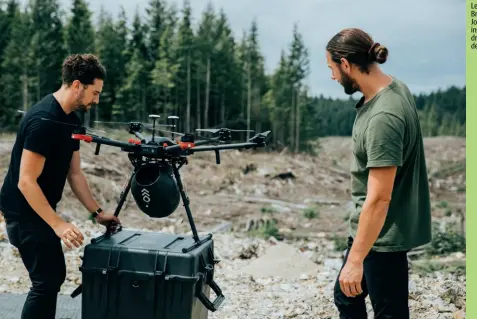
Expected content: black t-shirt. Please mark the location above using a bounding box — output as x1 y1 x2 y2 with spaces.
0 94 81 220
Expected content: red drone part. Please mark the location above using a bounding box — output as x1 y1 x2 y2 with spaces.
128 138 141 145
72 134 93 143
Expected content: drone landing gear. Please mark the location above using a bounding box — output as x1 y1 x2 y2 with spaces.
93 158 212 253
171 160 212 253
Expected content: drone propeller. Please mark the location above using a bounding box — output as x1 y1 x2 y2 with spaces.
41 118 106 134
94 120 175 129
196 128 255 134
153 128 185 137
148 128 226 144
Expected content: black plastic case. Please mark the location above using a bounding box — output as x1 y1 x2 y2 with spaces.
76 229 224 319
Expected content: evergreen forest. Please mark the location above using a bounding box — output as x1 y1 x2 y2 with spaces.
0 0 466 152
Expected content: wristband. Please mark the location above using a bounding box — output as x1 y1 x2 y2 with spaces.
89 208 103 224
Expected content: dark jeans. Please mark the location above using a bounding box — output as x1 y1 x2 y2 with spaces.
3 212 66 319
334 237 410 319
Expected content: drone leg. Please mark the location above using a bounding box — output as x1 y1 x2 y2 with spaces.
171 161 212 252
113 171 135 217
91 171 135 244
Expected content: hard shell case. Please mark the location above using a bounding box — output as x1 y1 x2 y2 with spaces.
78 229 224 319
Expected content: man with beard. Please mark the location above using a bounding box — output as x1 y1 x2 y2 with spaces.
0 53 120 319
325 28 432 318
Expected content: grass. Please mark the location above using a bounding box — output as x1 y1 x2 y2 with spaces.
248 219 281 239
303 206 319 219
411 259 466 276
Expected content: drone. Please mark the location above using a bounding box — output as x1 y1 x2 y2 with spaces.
42 114 271 252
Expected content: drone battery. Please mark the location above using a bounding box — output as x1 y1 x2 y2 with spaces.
78 229 224 319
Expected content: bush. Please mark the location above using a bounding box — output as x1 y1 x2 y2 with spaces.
426 221 466 256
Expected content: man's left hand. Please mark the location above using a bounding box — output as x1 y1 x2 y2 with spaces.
339 259 364 297
95 212 121 229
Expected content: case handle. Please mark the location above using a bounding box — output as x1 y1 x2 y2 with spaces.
197 275 225 312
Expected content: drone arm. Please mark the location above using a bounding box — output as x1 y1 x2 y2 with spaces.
72 134 138 152
134 131 146 143
193 137 221 146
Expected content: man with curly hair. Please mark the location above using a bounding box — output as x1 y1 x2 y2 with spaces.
0 54 120 319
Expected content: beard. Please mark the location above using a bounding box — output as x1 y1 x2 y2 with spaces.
76 103 88 112
75 91 93 112
338 68 359 95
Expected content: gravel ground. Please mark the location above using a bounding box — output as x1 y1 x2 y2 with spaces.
0 135 466 318
0 217 466 319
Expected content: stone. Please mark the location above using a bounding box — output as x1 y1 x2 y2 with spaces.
236 242 320 279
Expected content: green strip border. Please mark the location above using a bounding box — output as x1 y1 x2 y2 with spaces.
467 1 474 318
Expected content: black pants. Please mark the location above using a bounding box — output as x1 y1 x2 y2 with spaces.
4 213 66 319
334 237 410 319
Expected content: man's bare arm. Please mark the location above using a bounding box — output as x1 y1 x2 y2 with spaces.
67 150 101 213
18 149 64 228
347 166 397 264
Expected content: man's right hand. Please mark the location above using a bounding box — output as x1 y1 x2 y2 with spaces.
52 220 84 249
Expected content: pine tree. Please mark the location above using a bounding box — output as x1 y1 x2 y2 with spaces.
0 2 30 129
28 0 67 102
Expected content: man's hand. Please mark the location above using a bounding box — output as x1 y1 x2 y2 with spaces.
95 211 121 230
52 220 84 249
339 259 364 298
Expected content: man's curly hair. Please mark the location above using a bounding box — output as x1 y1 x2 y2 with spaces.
61 54 106 86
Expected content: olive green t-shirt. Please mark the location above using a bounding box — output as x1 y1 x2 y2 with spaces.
349 76 432 252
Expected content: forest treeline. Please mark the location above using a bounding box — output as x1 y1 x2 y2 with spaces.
0 0 465 152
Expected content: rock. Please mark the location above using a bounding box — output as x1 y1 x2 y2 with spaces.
455 252 465 259
323 258 343 271
236 242 320 279
8 276 19 283
302 250 314 259
440 280 466 308
299 274 309 280
306 242 317 250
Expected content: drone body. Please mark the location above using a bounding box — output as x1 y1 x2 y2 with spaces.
41 114 271 230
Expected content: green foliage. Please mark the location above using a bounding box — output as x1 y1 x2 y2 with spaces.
260 206 277 214
251 219 280 239
0 0 466 150
303 206 319 219
411 259 465 276
332 233 349 252
426 221 466 256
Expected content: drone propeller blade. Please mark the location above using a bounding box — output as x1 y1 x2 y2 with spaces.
88 127 107 134
196 128 255 134
148 128 219 143
155 129 185 136
94 120 131 125
143 123 176 129
195 129 220 133
42 118 105 134
229 129 255 132
94 120 174 129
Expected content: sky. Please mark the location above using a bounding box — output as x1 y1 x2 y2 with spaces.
19 0 466 99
